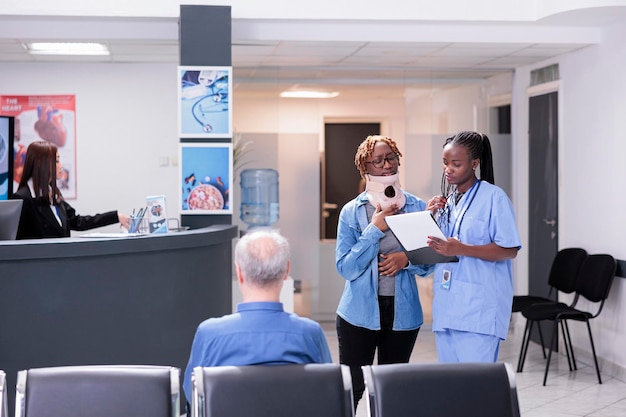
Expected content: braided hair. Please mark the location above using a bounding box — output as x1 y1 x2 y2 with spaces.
354 135 402 178
440 131 495 196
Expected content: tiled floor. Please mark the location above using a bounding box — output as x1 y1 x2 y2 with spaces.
320 321 626 417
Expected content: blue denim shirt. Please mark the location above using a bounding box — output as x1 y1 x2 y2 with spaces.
336 191 434 331
183 302 332 401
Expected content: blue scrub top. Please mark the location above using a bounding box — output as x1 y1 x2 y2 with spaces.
432 180 521 340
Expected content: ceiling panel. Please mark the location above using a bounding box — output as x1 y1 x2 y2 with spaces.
0 10 619 97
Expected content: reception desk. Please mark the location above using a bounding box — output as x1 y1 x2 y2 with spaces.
0 225 237 410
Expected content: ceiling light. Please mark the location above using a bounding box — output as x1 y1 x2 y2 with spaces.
280 91 339 99
24 42 110 56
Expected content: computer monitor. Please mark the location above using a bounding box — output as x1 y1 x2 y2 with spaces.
0 199 22 240
0 115 15 200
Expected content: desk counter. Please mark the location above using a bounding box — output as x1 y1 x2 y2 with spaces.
0 225 238 409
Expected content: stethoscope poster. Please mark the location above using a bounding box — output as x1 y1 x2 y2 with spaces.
178 66 232 138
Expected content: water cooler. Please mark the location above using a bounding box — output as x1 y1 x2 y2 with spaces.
237 168 293 312
240 168 279 229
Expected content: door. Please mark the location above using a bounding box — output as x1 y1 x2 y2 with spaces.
528 91 559 348
321 122 380 239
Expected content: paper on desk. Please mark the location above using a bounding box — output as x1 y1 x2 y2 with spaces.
80 232 142 238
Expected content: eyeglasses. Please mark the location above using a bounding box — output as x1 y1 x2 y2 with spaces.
365 154 398 168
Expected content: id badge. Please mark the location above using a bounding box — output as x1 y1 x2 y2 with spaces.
441 269 451 290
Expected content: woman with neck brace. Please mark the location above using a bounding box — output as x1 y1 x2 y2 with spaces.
335 135 434 411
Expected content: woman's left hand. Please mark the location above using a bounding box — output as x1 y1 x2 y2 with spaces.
378 252 409 276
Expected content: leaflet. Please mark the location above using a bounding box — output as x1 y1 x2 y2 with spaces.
385 211 458 264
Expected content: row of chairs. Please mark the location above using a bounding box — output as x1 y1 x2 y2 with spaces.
513 249 617 385
0 362 521 417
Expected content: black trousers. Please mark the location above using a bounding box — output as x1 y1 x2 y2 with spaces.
336 296 419 410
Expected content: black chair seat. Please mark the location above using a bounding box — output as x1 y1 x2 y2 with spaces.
522 303 593 321
15 365 180 417
362 362 521 417
191 364 354 417
520 302 570 320
512 295 555 312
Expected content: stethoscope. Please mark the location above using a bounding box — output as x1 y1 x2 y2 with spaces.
439 179 482 239
184 76 229 133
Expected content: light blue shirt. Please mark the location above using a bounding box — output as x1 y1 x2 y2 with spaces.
183 301 332 401
336 191 435 331
432 180 521 340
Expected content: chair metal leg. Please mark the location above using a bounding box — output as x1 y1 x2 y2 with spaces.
559 321 574 371
537 324 547 359
562 320 577 371
563 321 577 370
517 320 533 372
585 319 603 384
543 319 560 386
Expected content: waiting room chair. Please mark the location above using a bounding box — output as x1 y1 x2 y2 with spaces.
518 254 617 385
362 362 520 417
15 365 180 417
513 247 587 369
1 370 7 417
191 364 354 417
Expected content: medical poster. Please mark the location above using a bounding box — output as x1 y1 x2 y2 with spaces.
0 116 13 199
179 142 232 214
178 66 232 138
0 95 77 199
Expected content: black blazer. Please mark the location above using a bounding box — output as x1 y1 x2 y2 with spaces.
11 186 119 239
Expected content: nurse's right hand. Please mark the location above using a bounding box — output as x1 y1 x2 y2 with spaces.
427 195 447 213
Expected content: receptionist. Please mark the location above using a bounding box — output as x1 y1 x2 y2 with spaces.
11 141 130 239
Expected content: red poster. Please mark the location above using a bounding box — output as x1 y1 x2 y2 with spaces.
0 95 77 199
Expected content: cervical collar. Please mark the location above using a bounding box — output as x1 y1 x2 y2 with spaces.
365 173 406 210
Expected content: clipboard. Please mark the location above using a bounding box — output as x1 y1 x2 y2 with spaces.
385 210 459 264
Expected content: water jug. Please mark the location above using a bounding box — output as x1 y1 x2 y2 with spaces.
240 168 279 227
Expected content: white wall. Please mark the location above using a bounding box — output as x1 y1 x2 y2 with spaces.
2 63 180 229
556 21 626 378
3 15 626 377
234 96 409 320
511 19 626 379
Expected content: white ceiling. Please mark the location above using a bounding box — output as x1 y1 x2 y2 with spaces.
1 6 625 97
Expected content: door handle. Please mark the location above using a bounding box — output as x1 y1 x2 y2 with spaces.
323 202 339 210
543 219 556 227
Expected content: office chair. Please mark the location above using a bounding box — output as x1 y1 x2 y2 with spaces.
15 365 180 417
514 247 587 369
362 362 521 417
191 364 354 417
519 254 617 385
1 370 7 417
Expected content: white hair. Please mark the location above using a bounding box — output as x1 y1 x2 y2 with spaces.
234 230 290 288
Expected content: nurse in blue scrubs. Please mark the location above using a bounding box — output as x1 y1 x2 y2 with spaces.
426 131 521 363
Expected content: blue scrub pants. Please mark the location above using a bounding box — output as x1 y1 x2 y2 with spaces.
435 329 500 363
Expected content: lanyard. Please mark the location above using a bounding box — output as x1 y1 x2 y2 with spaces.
449 179 481 238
